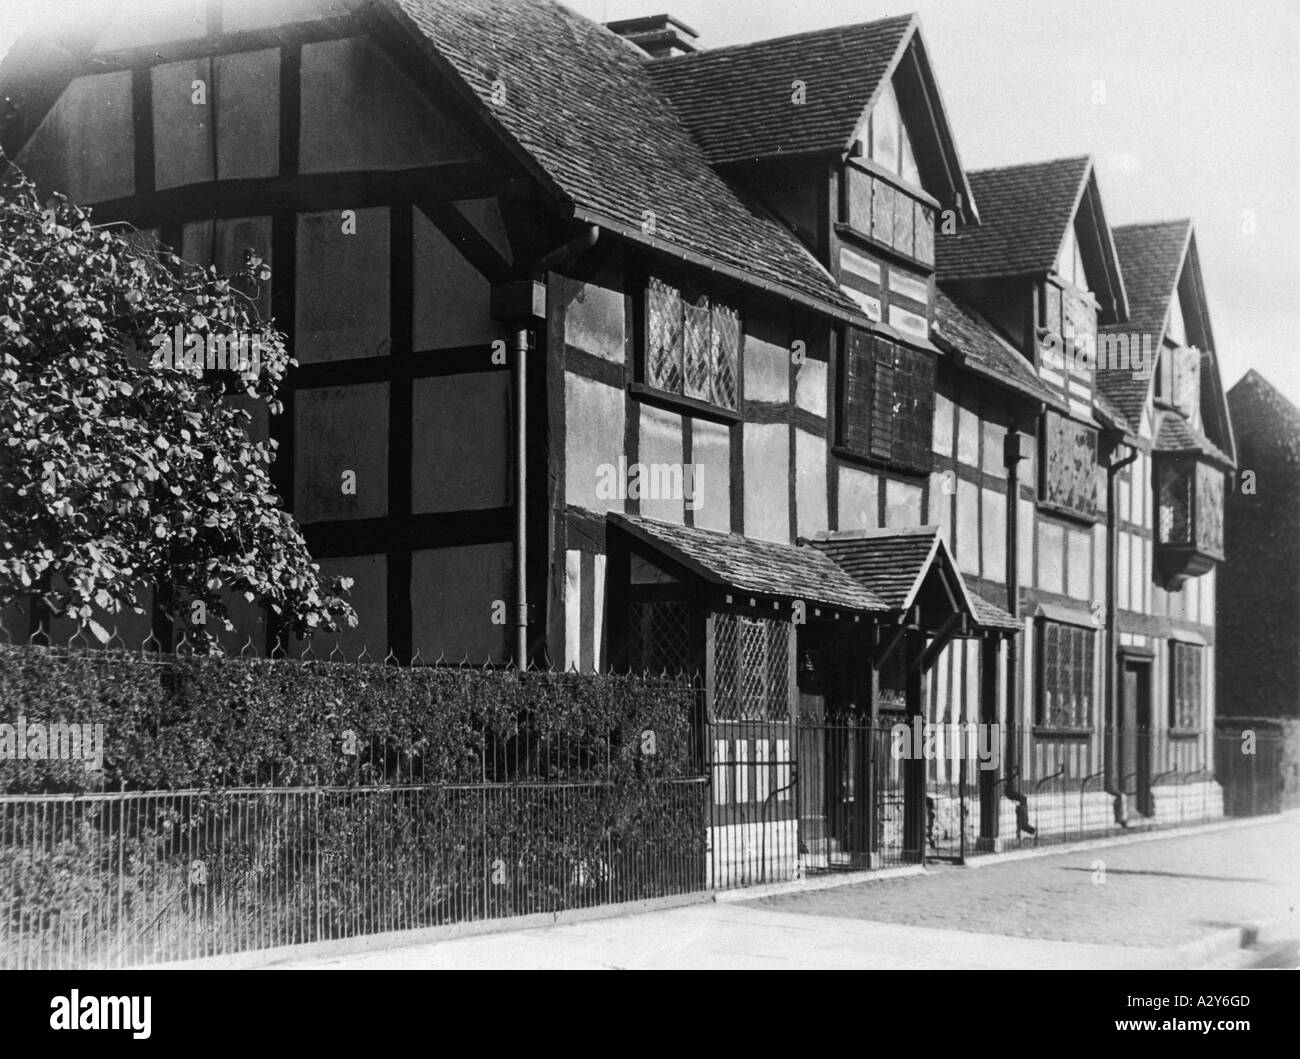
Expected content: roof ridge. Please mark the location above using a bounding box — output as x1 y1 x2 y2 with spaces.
1232 369 1300 420
814 526 940 541
1113 218 1192 233
968 154 1091 178
648 12 916 65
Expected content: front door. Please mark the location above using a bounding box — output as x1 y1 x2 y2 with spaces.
1119 657 1154 817
796 623 872 867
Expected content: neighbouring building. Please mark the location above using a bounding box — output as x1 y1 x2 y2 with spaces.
0 0 1241 878
1220 369 1299 721
1218 370 1300 811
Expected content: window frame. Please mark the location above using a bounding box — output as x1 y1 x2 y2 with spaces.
635 271 743 423
1034 618 1097 733
837 327 936 477
709 609 793 723
1168 640 1204 733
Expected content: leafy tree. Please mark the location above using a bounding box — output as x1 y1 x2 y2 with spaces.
0 167 354 647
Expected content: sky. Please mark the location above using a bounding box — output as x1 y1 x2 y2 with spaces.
2 0 1297 409
565 0 1300 411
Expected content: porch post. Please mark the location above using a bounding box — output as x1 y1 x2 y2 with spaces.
866 623 879 863
978 633 1001 849
903 630 926 864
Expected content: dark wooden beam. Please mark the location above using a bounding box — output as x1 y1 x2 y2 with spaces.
78 16 363 72
303 508 514 559
87 163 507 227
415 198 513 285
874 621 908 671
130 67 155 197
915 611 964 671
386 202 414 662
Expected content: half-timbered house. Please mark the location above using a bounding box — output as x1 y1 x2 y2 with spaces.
0 0 1237 879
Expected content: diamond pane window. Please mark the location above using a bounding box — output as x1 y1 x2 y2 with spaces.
711 303 739 410
644 276 739 412
682 290 710 401
713 612 791 721
1037 620 1095 730
1169 641 1203 730
1154 452 1224 585
627 600 691 676
647 276 683 394
1157 460 1192 545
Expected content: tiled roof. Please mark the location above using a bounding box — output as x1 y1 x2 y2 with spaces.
1154 410 1234 467
1093 220 1191 433
969 592 1023 632
932 288 1062 408
1094 366 1150 435
936 156 1091 281
1091 385 1135 438
810 528 938 610
645 15 914 165
808 528 1019 631
1229 370 1300 462
387 0 859 316
609 514 888 613
1106 220 1190 338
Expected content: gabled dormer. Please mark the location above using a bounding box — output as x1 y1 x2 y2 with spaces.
648 13 976 341
1099 221 1235 587
937 156 1128 422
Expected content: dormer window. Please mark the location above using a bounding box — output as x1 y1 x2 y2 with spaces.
855 80 920 187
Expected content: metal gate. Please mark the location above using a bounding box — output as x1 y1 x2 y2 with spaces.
706 719 911 889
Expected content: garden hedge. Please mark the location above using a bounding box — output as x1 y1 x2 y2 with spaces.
0 644 701 792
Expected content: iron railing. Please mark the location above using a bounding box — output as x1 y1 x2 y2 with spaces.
1 614 1290 961
0 776 711 969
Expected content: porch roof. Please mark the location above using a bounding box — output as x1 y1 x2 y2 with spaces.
808 527 1021 632
1153 409 1234 469
608 514 889 613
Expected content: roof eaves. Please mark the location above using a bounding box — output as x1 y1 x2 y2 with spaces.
571 205 867 323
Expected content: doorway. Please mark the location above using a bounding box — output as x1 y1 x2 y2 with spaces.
1119 655 1154 817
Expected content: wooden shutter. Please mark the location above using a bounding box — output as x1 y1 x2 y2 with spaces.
1194 461 1224 556
1041 410 1101 519
869 337 896 461
1172 346 1201 417
841 328 874 456
890 344 936 474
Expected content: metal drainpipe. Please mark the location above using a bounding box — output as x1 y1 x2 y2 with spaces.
510 226 601 669
1003 426 1032 833
512 322 529 669
1105 440 1139 820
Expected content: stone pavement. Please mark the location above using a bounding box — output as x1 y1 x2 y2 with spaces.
749 817 1300 949
269 817 1298 970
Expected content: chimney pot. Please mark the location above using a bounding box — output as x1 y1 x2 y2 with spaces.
605 13 700 58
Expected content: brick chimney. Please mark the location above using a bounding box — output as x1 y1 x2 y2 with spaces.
605 14 699 58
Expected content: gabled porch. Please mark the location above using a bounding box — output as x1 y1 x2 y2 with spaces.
605 515 1018 885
